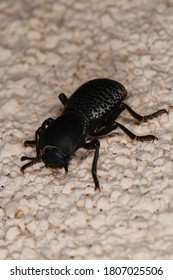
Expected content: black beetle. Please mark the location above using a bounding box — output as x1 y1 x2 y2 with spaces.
21 78 167 191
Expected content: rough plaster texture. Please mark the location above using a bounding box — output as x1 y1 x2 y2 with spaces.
0 0 173 259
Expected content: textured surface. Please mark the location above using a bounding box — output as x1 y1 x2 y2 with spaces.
0 0 173 259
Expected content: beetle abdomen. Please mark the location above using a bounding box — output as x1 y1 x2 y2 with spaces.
64 78 127 122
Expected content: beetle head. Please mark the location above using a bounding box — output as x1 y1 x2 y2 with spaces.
42 146 69 172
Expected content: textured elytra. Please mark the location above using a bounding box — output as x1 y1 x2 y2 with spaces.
64 78 127 123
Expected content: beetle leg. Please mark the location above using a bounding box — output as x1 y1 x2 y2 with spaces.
34 117 54 157
20 156 42 173
41 118 54 129
82 140 100 191
116 122 157 141
90 123 117 137
59 93 68 106
142 109 168 121
21 125 43 172
90 121 157 141
121 103 168 122
21 156 37 161
34 127 43 158
24 140 36 147
23 118 54 148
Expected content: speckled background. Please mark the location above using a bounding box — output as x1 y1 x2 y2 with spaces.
0 0 173 259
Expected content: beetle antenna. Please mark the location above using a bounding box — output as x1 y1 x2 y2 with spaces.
20 156 42 173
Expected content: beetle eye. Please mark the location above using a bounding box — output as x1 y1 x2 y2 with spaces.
42 146 68 170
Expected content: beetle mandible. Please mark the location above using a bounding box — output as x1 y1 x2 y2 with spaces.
21 78 167 191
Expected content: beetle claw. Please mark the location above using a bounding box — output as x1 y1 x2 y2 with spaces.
136 135 158 142
94 184 101 192
20 156 42 172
